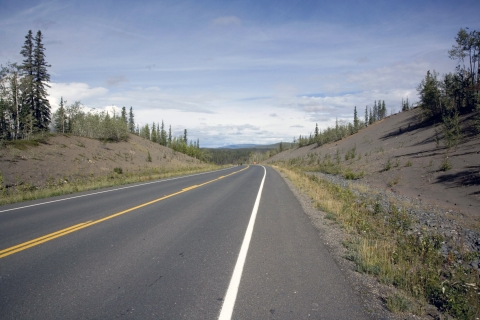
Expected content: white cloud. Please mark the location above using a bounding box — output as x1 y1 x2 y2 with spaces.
48 82 108 111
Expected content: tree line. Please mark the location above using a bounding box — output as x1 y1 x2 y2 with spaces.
296 100 389 148
2 30 205 160
417 28 480 136
294 28 480 151
0 30 51 140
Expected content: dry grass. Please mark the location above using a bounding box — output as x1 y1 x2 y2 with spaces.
0 165 222 206
273 164 480 319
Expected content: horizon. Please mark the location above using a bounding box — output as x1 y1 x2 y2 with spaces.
1 0 479 147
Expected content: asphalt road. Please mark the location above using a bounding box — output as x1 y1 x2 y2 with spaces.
0 165 368 319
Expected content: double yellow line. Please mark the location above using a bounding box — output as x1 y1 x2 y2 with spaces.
0 166 249 259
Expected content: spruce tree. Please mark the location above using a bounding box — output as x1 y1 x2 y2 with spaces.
151 122 157 142
54 97 67 133
160 120 167 146
364 106 368 126
183 129 187 143
20 31 35 121
32 30 51 131
353 106 359 132
20 30 51 131
121 106 127 124
128 107 135 133
168 125 172 146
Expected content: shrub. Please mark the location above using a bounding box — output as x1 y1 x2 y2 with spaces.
438 156 452 171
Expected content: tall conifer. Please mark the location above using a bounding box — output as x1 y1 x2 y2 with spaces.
32 30 51 131
128 107 135 133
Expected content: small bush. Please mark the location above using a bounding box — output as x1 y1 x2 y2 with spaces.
386 294 411 313
438 157 452 171
388 176 400 187
384 158 392 171
325 213 337 221
113 167 123 174
147 151 152 162
343 170 364 180
405 160 412 167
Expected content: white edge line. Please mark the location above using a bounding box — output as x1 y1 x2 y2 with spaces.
0 167 236 214
218 165 266 320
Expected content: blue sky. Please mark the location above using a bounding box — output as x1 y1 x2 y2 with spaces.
1 0 479 147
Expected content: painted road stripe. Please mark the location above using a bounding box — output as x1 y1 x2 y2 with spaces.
218 166 266 320
0 166 250 259
0 167 236 214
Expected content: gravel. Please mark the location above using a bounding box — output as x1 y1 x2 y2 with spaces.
308 171 480 259
277 168 479 320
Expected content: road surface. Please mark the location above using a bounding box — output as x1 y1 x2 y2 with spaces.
0 165 368 319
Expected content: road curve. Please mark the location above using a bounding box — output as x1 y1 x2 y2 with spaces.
0 165 368 319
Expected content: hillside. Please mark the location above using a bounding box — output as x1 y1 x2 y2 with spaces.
266 108 480 224
0 134 207 190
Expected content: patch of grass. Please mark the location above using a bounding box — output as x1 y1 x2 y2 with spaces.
386 293 412 313
271 165 480 319
344 145 357 161
383 158 392 171
405 160 412 167
388 176 400 187
0 165 223 206
325 213 337 221
343 170 364 180
438 156 452 172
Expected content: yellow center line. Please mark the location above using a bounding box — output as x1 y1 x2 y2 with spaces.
0 166 250 259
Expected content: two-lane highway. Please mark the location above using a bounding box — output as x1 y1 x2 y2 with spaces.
0 165 368 319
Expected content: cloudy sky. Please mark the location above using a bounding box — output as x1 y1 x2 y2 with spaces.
1 0 479 147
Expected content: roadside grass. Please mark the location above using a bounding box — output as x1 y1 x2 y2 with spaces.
272 164 480 319
0 133 51 150
0 164 224 206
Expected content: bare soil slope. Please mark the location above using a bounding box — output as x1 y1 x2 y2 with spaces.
267 108 480 226
0 134 205 189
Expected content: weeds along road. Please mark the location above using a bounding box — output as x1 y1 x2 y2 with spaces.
0 165 368 319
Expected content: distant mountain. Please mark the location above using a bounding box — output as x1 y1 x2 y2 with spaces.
216 144 261 149
216 143 291 150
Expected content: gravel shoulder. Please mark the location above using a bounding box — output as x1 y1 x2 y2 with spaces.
274 167 479 320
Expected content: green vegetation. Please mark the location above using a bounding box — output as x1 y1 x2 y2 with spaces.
417 28 479 140
1 30 51 140
274 165 480 318
383 158 392 171
438 156 452 171
0 165 220 206
295 100 387 149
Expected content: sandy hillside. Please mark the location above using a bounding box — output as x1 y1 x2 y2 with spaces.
0 134 205 189
267 107 480 225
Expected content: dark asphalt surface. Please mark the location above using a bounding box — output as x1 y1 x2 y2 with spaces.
0 165 368 319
